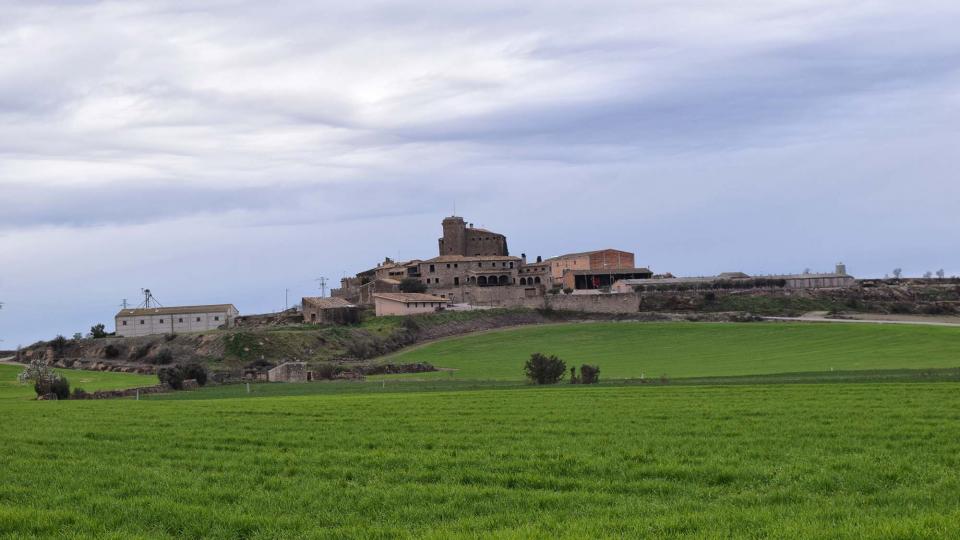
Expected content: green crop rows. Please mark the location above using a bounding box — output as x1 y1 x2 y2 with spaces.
2 384 960 538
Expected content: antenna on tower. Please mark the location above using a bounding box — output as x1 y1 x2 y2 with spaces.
138 289 162 309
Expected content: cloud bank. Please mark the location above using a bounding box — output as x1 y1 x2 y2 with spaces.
1 0 959 344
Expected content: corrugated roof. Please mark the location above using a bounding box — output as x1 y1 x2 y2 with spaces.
303 297 355 309
116 304 237 317
373 293 449 303
546 248 634 261
564 267 652 276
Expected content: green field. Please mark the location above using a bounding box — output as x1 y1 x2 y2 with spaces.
0 364 157 401
382 322 960 380
4 323 960 537
2 384 960 538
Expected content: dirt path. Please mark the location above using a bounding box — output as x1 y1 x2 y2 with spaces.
0 356 21 365
764 316 960 328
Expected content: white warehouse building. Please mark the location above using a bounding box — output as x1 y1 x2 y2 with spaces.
115 304 239 337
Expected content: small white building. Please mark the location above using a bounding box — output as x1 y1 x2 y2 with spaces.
373 293 449 317
115 304 239 337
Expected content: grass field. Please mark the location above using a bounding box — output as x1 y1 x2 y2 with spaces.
381 322 960 380
2 383 960 538
0 364 157 401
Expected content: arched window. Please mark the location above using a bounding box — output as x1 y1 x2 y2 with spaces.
520 278 527 285
499 275 509 285
534 277 541 284
478 276 488 286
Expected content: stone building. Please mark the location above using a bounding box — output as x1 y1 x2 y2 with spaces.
115 304 239 337
301 297 360 325
438 216 508 257
268 362 308 383
546 249 636 281
374 293 449 316
517 255 551 287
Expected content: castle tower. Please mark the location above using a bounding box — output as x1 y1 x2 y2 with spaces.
439 216 467 256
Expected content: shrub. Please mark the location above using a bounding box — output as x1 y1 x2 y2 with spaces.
89 323 108 339
181 363 208 386
71 388 89 400
580 364 600 384
50 335 68 355
164 333 177 342
563 288 573 295
103 345 120 359
36 376 70 400
158 363 208 390
399 278 427 293
315 363 339 380
152 349 174 365
131 344 152 360
569 366 579 384
524 353 566 385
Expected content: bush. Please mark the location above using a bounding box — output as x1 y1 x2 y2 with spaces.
315 363 339 380
151 349 174 365
524 353 566 385
580 364 600 384
563 288 573 295
71 388 89 400
158 363 208 390
181 363 208 386
399 278 427 293
103 344 120 359
36 376 70 400
89 323 108 339
131 344 152 360
50 335 68 355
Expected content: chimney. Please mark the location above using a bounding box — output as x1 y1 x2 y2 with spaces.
521 253 527 264
836 262 847 275
536 255 543 263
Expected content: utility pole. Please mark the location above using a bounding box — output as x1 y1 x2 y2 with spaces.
285 288 289 311
316 277 328 298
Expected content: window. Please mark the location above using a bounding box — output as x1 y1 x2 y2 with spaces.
454 277 460 285
159 319 164 324
214 316 220 321
122 321 128 326
178 318 183 323
446 264 451 269
196 317 201 322
429 264 435 273
140 320 145 325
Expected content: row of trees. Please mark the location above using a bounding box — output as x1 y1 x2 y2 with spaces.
524 353 599 385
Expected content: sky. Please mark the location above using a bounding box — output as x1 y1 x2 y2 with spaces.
1 0 959 346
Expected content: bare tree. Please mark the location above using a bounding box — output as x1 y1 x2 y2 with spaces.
924 271 933 279
892 268 903 279
937 269 946 280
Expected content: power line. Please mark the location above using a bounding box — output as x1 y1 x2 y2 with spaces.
315 277 328 298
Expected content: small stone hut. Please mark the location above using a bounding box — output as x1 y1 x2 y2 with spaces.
268 362 309 383
302 297 360 325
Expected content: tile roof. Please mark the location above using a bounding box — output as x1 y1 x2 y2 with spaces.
423 255 521 263
302 297 355 309
116 304 237 317
373 293 449 303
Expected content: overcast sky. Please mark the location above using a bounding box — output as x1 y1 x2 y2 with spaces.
1 0 959 346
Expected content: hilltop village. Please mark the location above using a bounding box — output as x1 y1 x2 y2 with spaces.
327 215 854 309
112 215 857 338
